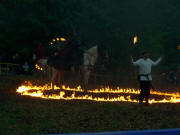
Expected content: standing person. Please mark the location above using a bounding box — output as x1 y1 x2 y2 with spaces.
12 53 23 75
131 51 162 106
34 42 47 64
34 42 47 72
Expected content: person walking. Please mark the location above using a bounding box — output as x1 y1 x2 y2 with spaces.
131 51 162 106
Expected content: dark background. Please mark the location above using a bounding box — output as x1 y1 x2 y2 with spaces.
1 0 180 72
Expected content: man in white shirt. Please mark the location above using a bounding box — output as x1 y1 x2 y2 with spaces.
131 51 162 106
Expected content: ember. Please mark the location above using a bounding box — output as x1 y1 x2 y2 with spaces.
16 81 180 104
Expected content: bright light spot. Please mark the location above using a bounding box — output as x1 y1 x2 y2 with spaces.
133 36 138 45
61 37 66 42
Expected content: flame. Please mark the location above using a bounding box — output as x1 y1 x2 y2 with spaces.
133 36 138 45
89 87 180 98
60 37 66 42
35 64 43 71
16 81 180 104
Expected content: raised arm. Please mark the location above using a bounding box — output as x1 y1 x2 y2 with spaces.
151 57 162 66
131 56 141 66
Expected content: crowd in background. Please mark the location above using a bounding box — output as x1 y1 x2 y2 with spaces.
0 42 47 76
1 43 180 87
160 68 180 85
0 53 33 75
0 39 82 76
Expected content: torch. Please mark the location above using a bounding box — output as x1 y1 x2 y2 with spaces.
131 35 138 59
131 35 139 81
133 35 138 45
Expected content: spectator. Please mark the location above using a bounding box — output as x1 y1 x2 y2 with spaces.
11 53 23 75
34 42 47 64
169 70 177 85
22 61 29 74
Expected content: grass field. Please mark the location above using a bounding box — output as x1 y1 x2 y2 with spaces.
0 75 180 135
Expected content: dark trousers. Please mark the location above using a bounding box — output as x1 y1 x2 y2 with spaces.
139 81 151 104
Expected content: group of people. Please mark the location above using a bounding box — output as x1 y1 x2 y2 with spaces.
11 53 30 75
0 53 31 75
1 37 164 106
0 42 47 75
161 70 180 85
34 44 163 106
48 39 83 72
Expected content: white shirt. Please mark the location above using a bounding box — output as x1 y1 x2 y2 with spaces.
132 57 161 81
84 46 98 66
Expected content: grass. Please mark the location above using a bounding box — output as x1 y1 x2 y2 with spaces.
0 75 180 135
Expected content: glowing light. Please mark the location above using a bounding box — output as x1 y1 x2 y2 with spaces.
133 36 138 45
50 36 67 46
178 45 180 50
16 81 180 104
61 37 66 42
35 64 43 71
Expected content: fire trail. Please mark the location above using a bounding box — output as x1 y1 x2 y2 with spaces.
16 81 180 104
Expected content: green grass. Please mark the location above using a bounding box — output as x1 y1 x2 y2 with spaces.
0 75 180 135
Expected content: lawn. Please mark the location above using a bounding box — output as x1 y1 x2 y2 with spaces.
0 75 180 135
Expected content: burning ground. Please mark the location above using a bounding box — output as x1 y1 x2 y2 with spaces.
16 81 180 104
1 75 180 135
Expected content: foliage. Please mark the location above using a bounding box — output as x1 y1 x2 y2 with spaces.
0 0 180 71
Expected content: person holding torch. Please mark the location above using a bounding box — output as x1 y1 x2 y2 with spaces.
131 51 162 106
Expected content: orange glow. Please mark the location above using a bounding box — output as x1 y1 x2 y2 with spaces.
35 64 43 71
50 37 67 46
60 37 66 42
16 81 180 104
178 45 180 50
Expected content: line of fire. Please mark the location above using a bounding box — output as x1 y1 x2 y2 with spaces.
16 81 180 104
16 35 180 104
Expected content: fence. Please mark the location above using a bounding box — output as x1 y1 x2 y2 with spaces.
0 63 19 75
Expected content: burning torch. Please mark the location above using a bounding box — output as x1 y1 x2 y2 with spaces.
131 35 139 79
133 35 138 45
131 35 139 59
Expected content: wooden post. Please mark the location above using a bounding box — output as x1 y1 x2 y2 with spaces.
7 64 9 75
